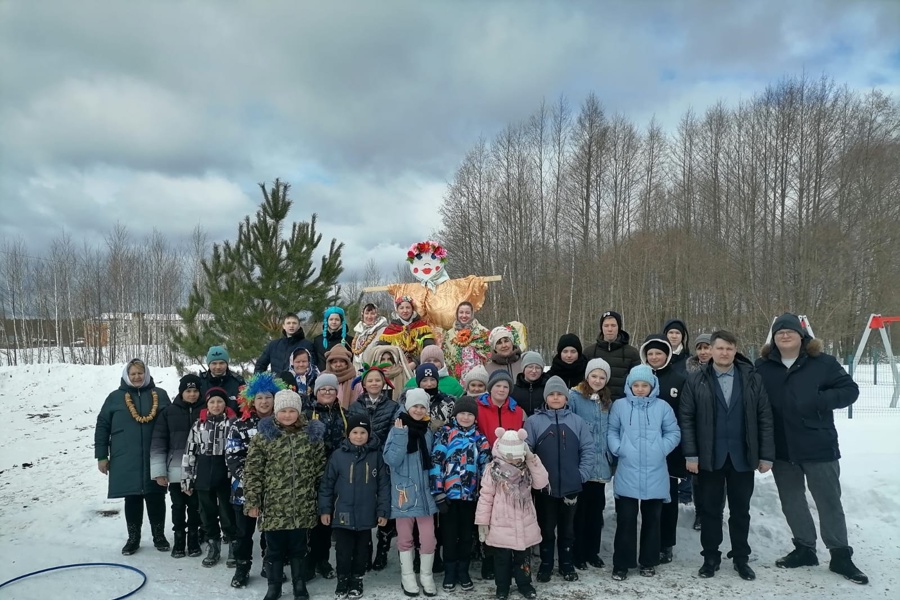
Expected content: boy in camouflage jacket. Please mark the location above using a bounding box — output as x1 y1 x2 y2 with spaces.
244 389 326 600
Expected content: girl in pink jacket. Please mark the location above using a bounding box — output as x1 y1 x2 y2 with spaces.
475 427 549 600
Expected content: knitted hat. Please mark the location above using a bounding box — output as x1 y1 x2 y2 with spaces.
599 310 623 330
346 414 371 435
521 351 545 370
322 306 348 349
626 365 658 390
205 386 229 404
419 345 445 366
641 334 671 357
416 362 439 385
585 357 611 381
487 369 513 392
694 333 712 349
314 373 339 393
495 427 528 461
206 345 229 364
325 344 353 367
463 365 489 387
542 375 569 401
489 326 513 348
556 333 583 355
274 389 303 413
772 312 805 337
663 320 686 336
179 373 202 393
451 396 478 419
405 388 430 411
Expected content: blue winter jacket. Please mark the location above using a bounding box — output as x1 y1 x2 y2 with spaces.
429 420 491 501
568 389 613 482
524 406 595 498
608 384 681 501
383 412 439 519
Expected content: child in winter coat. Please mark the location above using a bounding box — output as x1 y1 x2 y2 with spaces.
512 351 549 417
403 345 465 397
150 373 205 559
463 365 489 397
318 414 390 599
476 370 526 448
607 365 681 581
524 376 595 582
384 388 440 597
475 428 550 600
400 362 456 432
225 372 285 588
568 358 615 570
181 387 238 568
429 396 490 592
244 389 326 600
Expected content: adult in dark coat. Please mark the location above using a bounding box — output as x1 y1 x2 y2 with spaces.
313 306 355 371
512 350 549 417
547 333 589 389
95 358 172 555
199 345 243 411
639 335 687 564
254 313 314 374
583 310 641 400
662 319 691 374
755 313 867 584
680 330 774 581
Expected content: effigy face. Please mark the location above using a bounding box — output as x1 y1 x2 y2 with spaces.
407 240 448 284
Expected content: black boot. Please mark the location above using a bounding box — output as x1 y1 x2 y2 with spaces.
121 523 141 555
348 576 364 599
171 531 186 559
693 514 702 531
226 543 236 568
442 560 458 592
372 530 391 571
316 559 336 579
734 560 756 581
698 554 721 578
829 548 868 584
458 560 474 591
264 558 284 600
334 575 351 599
775 542 819 569
202 539 221 567
659 546 673 564
187 529 203 557
231 560 251 588
151 522 170 552
291 557 310 600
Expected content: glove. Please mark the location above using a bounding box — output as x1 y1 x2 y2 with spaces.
478 525 490 543
435 493 449 515
524 446 535 462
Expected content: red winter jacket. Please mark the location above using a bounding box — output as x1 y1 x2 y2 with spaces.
476 393 525 447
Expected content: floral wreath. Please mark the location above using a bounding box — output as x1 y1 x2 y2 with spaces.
406 240 448 263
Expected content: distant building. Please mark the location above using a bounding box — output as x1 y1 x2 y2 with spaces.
84 312 213 347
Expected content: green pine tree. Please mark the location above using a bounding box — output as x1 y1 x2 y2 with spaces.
171 179 343 370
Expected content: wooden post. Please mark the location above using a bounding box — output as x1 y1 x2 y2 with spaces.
362 275 502 293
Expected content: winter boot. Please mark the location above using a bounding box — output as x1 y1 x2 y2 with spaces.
348 576 364 599
150 522 170 552
334 575 351 599
399 550 420 597
231 560 251 588
419 553 437 597
659 546 673 564
263 558 284 600
171 531 186 558
226 542 237 568
187 528 203 557
692 514 702 531
775 542 819 569
733 559 756 581
442 560 458 592
202 539 221 567
317 559 336 579
458 559 474 591
291 556 310 600
372 531 391 571
698 554 721 578
121 523 141 555
829 548 868 584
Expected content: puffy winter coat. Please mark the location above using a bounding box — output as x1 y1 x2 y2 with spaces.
567 389 613 482
429 421 491 500
383 417 438 519
181 408 236 492
150 393 205 482
679 356 775 472
243 416 326 531
474 448 549 551
755 338 858 463
583 332 641 400
318 436 390 531
485 351 525 380
347 393 401 452
313 329 355 371
225 412 262 505
199 370 243 411
303 399 348 457
255 328 314 374
608 385 680 501
95 371 172 498
476 393 526 447
524 407 595 497
512 371 549 417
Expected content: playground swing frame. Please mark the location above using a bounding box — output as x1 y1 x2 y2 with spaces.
852 314 900 408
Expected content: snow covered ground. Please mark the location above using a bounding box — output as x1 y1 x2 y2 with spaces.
0 363 898 599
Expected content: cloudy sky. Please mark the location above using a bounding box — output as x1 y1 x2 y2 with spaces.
1 0 898 280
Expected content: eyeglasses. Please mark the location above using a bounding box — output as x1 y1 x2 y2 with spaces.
776 331 799 337
319 388 338 394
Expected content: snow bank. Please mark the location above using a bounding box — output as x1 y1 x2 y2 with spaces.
0 364 898 599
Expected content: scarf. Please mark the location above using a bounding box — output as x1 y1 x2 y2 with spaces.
398 411 433 470
352 316 388 356
393 310 421 327
491 348 522 366
489 457 533 508
549 353 589 387
326 359 356 384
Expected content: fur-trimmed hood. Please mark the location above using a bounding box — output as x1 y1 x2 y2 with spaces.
761 337 823 360
257 414 326 442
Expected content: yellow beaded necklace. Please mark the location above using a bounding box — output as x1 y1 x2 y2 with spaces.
125 390 159 423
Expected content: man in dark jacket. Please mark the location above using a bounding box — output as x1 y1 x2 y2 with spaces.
755 313 867 585
200 345 244 411
662 319 691 374
680 330 774 582
583 310 641 400
255 313 314 374
639 334 686 564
